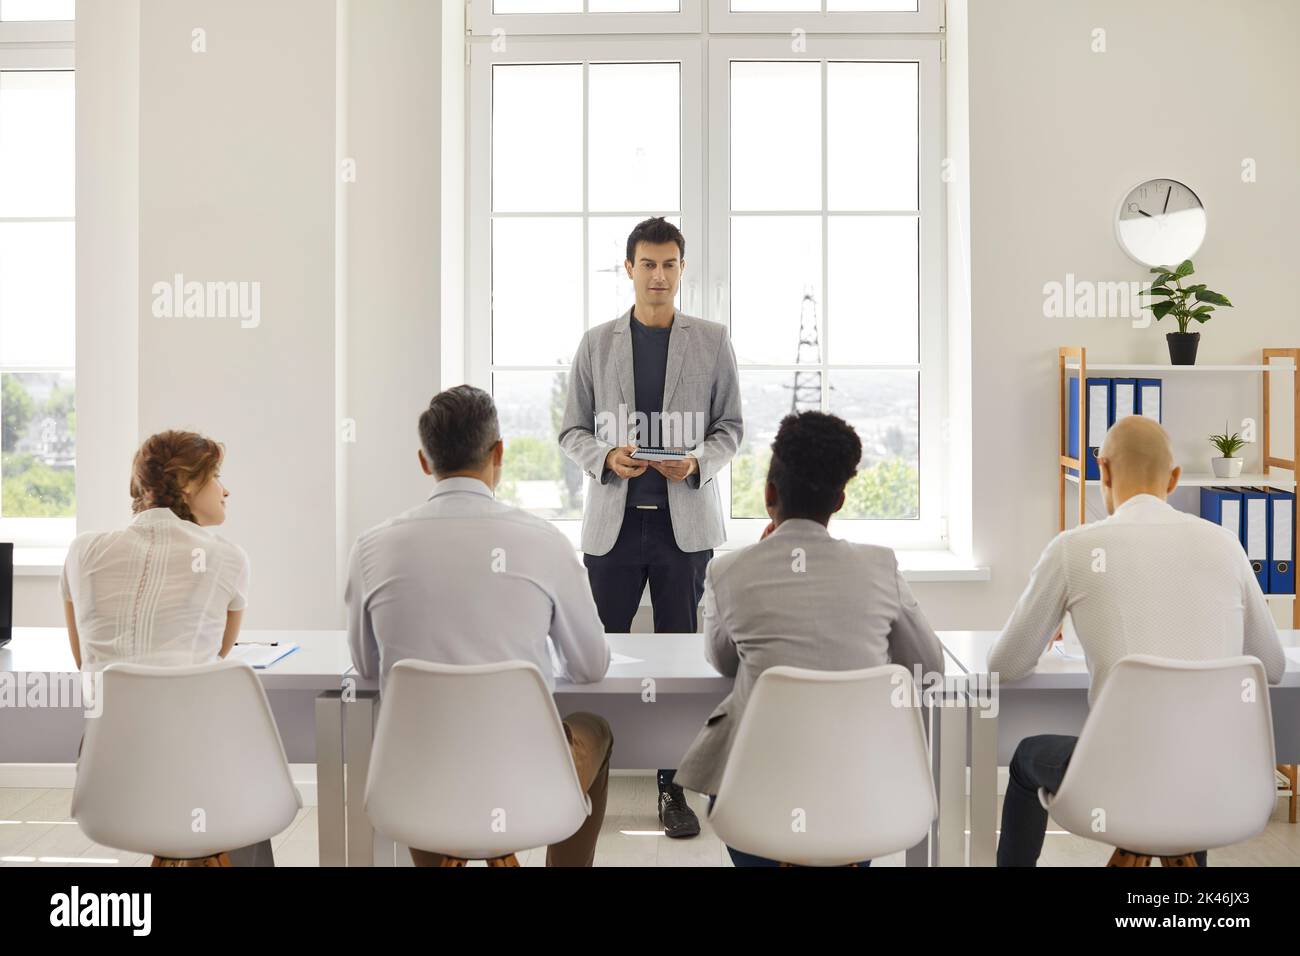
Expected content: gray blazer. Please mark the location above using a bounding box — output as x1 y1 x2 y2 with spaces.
674 519 946 796
558 309 743 556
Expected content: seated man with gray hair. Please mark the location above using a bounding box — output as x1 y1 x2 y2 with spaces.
988 414 1285 866
345 385 612 866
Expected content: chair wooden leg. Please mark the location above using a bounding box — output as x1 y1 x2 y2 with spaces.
1160 854 1199 867
1280 764 1298 824
151 852 231 867
486 854 520 867
438 857 468 867
1106 848 1151 867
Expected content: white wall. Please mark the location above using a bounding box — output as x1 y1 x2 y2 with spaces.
340 0 442 557
911 0 1300 628
137 0 338 628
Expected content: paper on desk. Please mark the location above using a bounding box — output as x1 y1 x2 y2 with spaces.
549 644 644 672
230 643 299 668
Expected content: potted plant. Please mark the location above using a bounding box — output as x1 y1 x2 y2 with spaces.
1209 431 1246 478
1140 259 1233 365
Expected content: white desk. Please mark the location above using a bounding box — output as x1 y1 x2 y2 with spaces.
940 629 1300 866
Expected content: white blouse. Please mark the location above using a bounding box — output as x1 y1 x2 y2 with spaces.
60 508 250 672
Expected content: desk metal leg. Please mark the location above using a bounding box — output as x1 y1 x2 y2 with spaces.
969 693 999 867
936 697 967 867
907 701 934 867
344 691 379 867
314 691 346 867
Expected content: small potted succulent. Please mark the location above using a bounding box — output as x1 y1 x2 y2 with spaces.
1140 259 1233 365
1209 431 1246 478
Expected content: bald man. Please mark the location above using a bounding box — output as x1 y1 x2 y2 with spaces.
989 415 1285 866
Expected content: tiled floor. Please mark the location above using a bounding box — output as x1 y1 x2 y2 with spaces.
3 776 1298 867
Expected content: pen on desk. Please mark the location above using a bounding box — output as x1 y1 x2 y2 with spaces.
238 641 280 646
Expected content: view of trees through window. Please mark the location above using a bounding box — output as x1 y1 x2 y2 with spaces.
1 371 75 516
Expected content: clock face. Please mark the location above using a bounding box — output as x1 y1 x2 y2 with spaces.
1116 178 1206 268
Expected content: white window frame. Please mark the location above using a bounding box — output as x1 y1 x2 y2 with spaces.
708 0 941 35
0 17 75 548
470 0 703 36
464 22 946 552
709 35 944 550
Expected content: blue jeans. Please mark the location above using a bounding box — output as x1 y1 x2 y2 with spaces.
707 796 871 867
998 734 1208 867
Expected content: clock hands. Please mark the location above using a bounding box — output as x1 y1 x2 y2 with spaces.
1163 186 1171 214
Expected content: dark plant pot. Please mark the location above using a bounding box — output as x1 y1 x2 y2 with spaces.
1166 331 1200 365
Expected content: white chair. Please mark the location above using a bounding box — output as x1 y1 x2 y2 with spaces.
364 659 591 866
1041 655 1277 867
707 664 936 867
71 660 302 866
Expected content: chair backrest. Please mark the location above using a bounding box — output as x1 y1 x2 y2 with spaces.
364 659 591 860
709 664 936 866
1048 654 1277 856
71 659 301 859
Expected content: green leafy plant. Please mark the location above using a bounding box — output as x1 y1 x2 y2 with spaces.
1140 259 1233 333
1209 432 1246 458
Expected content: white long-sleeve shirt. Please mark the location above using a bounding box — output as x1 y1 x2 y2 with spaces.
988 493 1285 705
345 477 610 693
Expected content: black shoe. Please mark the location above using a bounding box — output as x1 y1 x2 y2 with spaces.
658 784 701 839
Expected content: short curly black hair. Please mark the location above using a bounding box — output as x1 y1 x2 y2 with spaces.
767 411 862 519
418 385 501 476
625 216 685 264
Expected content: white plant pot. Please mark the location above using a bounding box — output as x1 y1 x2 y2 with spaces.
1211 457 1244 478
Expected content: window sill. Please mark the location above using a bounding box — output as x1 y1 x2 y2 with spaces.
894 550 990 583
13 547 67 577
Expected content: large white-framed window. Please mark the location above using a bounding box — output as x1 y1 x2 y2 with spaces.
710 36 944 549
0 6 75 549
464 7 946 551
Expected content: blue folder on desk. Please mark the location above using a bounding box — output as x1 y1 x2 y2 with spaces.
1267 488 1295 596
1136 378 1162 422
1241 489 1270 592
1200 487 1243 543
1067 377 1112 480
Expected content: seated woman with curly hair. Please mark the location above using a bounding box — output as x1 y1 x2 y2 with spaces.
61 429 249 671
61 430 272 866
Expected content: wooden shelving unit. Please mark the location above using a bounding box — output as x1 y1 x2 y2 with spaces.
1058 346 1300 628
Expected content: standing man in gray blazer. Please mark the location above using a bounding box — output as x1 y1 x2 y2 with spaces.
559 217 743 838
674 411 945 865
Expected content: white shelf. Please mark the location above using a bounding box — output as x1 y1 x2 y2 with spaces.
1063 362 1291 373
1064 472 1295 488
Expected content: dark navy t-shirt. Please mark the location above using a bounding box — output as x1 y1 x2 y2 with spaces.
626 309 672 508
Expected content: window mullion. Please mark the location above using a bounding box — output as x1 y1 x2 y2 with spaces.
819 55 829 414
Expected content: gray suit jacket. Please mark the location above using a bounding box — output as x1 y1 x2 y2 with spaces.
674 519 946 796
558 309 743 556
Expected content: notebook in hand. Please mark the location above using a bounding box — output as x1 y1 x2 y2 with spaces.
629 447 688 462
